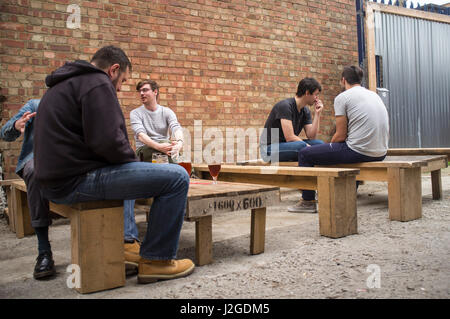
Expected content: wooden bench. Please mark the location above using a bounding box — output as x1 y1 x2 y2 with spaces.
11 180 125 293
387 148 450 159
10 179 279 294
0 179 24 234
193 165 361 239
235 155 448 222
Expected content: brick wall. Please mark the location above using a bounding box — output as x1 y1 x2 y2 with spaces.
0 0 358 178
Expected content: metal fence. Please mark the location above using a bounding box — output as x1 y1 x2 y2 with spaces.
374 0 450 15
372 4 450 147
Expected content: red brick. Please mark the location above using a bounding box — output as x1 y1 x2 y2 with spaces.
0 0 358 171
1 39 25 48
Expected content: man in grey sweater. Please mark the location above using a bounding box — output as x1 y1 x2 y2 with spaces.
124 80 186 238
130 80 184 162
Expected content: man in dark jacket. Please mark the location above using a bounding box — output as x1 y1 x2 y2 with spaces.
34 45 194 284
1 98 142 280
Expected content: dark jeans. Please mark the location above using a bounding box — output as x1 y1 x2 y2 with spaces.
298 142 386 201
20 160 51 228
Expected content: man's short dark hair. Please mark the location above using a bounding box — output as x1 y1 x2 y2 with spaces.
136 80 159 93
296 78 322 97
342 65 363 85
91 45 132 73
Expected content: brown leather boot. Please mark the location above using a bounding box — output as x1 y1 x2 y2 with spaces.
124 241 141 275
137 258 195 284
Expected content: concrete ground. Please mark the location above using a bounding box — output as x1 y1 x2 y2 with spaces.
0 168 449 299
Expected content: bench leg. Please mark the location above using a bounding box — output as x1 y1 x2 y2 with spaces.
431 170 442 200
317 175 358 238
250 207 266 255
195 216 213 266
6 187 16 233
14 187 35 238
70 207 125 294
387 167 422 221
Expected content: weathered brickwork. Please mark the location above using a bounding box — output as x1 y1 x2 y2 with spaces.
0 0 358 178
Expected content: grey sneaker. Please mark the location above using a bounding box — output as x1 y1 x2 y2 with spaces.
287 200 317 213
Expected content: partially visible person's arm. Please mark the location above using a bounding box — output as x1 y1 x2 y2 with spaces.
168 129 184 156
280 119 302 142
331 115 348 143
137 132 173 155
166 109 184 156
0 100 38 141
304 99 324 139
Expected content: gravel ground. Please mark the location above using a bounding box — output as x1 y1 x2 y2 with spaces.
0 168 449 300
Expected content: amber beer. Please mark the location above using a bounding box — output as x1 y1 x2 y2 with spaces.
208 164 221 177
179 162 192 176
208 164 221 184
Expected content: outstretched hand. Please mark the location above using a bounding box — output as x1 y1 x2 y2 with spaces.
14 111 36 134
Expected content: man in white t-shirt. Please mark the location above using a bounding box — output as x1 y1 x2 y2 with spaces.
294 65 389 213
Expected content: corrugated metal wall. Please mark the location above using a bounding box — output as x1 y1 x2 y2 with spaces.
374 11 450 147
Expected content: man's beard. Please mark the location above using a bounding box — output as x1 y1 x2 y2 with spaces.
111 75 120 89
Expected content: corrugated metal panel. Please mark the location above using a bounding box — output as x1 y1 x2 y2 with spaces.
374 12 450 147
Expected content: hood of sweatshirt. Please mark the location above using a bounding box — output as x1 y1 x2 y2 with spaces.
45 60 106 88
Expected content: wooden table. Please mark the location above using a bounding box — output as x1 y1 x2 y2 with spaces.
185 180 280 266
10 179 279 293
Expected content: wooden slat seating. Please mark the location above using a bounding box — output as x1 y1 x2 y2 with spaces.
11 179 125 294
193 165 361 239
387 148 450 159
235 155 448 222
9 179 280 294
0 179 23 234
316 156 447 222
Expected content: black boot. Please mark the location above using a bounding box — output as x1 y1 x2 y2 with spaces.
33 251 56 279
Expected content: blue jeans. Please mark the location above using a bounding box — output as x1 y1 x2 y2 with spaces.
260 139 325 162
298 142 386 201
48 162 190 260
123 200 139 242
123 156 177 242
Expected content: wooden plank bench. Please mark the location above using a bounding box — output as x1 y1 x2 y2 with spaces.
11 180 125 294
317 156 448 222
10 179 279 294
387 148 450 159
0 179 23 234
193 165 361 239
235 155 448 222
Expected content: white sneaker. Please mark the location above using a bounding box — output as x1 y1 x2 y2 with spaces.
287 200 317 213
